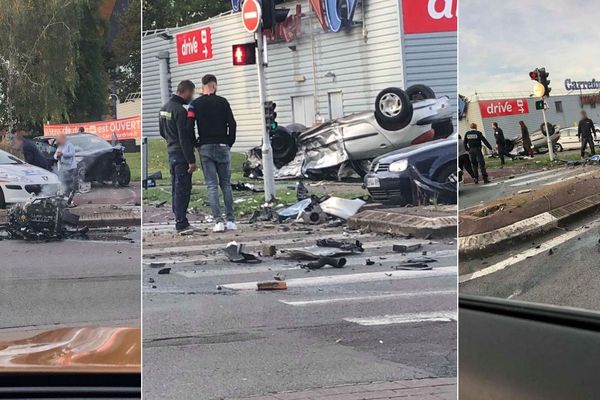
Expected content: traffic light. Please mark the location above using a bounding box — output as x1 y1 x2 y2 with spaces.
232 43 257 66
529 67 551 97
539 68 551 97
264 101 278 132
262 0 290 31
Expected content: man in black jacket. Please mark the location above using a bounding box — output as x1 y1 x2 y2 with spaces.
159 80 197 232
12 132 48 170
190 74 237 233
492 122 508 167
578 111 597 158
464 123 493 184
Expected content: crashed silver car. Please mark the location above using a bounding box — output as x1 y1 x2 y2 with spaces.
245 85 454 179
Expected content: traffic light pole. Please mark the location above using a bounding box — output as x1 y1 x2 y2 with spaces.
256 28 277 202
541 98 555 161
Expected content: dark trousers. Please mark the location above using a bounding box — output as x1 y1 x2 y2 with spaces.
468 148 488 181
581 135 596 157
170 157 192 230
498 144 505 165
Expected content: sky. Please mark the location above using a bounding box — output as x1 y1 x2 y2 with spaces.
460 0 600 98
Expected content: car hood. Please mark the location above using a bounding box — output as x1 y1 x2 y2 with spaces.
0 327 141 373
0 163 59 183
373 138 457 164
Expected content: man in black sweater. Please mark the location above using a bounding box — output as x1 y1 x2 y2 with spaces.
190 74 237 233
12 131 48 170
578 111 597 158
159 80 197 233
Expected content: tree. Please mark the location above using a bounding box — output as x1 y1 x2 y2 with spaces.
0 0 81 130
67 0 110 122
111 0 141 100
142 0 230 31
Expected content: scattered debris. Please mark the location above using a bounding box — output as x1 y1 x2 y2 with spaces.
257 281 287 291
231 182 263 192
148 262 166 269
317 238 364 253
406 257 437 263
286 246 354 260
158 268 171 275
302 256 347 270
395 263 432 271
319 197 366 220
262 244 277 257
224 241 262 263
273 273 286 281
392 243 422 253
365 259 375 266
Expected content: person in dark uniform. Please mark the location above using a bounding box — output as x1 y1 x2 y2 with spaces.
190 74 237 233
519 121 534 157
159 80 197 233
578 111 597 159
12 132 48 170
492 122 508 167
464 123 493 184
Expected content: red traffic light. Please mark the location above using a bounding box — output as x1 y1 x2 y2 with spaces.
232 43 257 66
529 70 539 80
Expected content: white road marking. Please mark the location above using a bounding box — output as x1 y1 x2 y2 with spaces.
219 267 456 290
459 222 599 283
344 311 456 326
279 290 456 306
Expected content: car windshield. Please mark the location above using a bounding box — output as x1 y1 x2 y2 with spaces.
0 150 23 165
69 135 112 152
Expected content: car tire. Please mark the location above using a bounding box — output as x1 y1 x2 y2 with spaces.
406 84 436 101
554 143 563 153
374 87 414 131
0 188 5 209
270 126 297 166
432 119 454 139
435 162 458 184
118 163 131 186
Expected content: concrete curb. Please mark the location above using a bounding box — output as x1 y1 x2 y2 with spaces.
348 209 457 238
459 192 600 256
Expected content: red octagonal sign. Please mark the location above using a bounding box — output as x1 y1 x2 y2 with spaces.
242 0 262 33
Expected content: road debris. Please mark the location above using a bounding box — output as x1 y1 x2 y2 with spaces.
319 197 366 220
317 238 364 253
302 256 347 270
224 241 261 263
395 263 432 271
158 268 171 275
257 281 287 291
261 244 277 257
393 243 422 253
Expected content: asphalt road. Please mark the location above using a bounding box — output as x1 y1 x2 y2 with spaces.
459 167 587 210
460 210 600 311
143 222 457 400
0 229 141 338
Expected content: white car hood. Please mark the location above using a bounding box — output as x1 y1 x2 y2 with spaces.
0 163 59 184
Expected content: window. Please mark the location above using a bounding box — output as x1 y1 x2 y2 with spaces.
328 92 344 120
555 101 563 113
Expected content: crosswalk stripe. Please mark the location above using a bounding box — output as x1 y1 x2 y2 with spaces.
219 267 456 290
279 290 456 306
344 311 456 326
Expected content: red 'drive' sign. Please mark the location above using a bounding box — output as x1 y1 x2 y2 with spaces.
176 27 213 65
242 0 261 33
402 0 457 34
479 99 530 118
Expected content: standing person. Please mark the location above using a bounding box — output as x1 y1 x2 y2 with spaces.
12 132 48 170
54 133 78 206
578 110 597 159
492 122 507 168
159 80 198 233
519 121 534 157
464 123 493 184
190 74 237 233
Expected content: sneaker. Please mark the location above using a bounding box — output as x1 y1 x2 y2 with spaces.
177 224 198 235
226 221 237 231
213 222 226 232
483 178 491 184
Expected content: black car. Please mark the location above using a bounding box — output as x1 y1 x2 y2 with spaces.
34 133 131 189
365 136 457 205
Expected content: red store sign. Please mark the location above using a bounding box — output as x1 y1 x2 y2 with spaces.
479 99 530 118
402 0 457 34
176 27 213 65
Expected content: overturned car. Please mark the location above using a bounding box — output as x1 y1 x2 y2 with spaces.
244 85 454 180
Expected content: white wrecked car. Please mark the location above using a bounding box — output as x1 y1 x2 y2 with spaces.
0 149 60 209
245 85 454 179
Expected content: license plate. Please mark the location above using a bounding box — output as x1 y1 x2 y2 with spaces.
367 177 380 188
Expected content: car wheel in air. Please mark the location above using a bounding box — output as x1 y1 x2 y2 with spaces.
270 126 298 166
374 87 414 131
405 84 436 101
118 163 131 186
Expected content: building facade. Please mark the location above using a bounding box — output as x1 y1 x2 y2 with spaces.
459 93 600 143
142 0 457 149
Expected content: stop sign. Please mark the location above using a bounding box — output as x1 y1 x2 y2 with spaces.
241 0 262 33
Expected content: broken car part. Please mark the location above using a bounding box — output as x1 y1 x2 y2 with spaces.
316 238 364 253
223 241 261 263
319 197 366 220
302 256 347 270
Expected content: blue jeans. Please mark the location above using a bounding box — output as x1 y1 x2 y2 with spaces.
169 154 192 230
199 144 235 222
